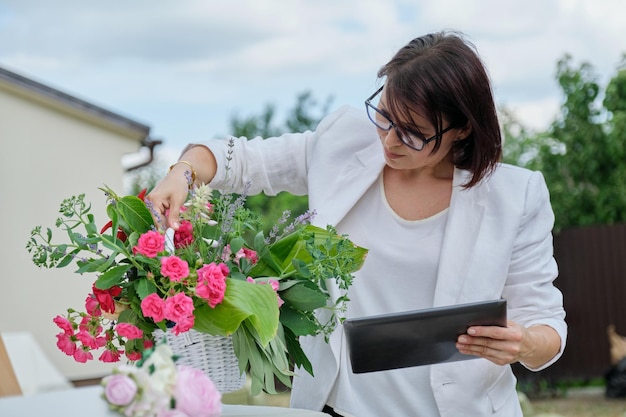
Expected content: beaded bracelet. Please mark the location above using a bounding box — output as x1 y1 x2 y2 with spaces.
168 160 197 190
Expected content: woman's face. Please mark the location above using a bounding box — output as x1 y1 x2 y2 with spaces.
376 89 460 174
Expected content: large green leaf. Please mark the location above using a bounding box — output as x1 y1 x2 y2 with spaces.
280 281 327 311
193 278 279 346
95 264 133 289
117 196 154 234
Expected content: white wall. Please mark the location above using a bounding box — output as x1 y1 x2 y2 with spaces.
0 85 143 380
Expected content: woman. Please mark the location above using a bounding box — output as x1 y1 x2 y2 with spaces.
147 31 566 417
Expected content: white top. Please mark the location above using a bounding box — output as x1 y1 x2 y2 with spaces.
327 174 448 417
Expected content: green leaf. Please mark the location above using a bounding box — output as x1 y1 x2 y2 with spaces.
95 264 133 289
117 196 154 234
283 326 313 375
280 281 328 311
229 236 245 254
279 306 319 336
136 278 157 299
193 278 279 345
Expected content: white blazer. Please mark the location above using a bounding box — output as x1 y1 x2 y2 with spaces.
207 106 567 417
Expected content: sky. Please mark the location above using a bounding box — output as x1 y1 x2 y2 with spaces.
1 0 625 164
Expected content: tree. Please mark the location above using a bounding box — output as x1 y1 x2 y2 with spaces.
502 55 626 231
229 91 333 231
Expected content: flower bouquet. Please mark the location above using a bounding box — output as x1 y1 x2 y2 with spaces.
27 183 367 395
102 342 222 417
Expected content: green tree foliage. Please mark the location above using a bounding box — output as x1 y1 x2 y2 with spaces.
230 91 333 231
503 55 626 231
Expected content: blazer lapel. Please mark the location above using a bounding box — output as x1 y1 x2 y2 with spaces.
312 140 385 227
433 169 487 307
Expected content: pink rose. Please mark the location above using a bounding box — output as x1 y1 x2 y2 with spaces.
115 323 143 339
164 293 195 322
171 315 195 336
141 293 166 322
134 230 165 258
160 256 190 282
195 263 228 308
173 365 222 417
55 332 76 356
103 374 138 406
174 220 194 248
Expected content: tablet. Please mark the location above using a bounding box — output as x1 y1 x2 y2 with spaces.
343 299 507 373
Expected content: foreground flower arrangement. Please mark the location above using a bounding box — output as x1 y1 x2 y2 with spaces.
27 182 367 394
102 342 222 417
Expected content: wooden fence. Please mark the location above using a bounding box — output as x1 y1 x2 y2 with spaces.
514 223 626 384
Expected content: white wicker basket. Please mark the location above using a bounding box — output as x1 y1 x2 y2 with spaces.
153 329 246 393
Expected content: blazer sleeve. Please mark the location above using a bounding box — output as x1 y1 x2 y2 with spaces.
194 106 354 197
502 171 567 371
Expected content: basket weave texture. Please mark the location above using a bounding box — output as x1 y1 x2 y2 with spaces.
154 329 246 393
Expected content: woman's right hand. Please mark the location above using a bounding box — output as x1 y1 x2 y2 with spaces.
146 144 218 230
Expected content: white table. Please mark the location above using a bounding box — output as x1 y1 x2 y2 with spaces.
0 386 329 417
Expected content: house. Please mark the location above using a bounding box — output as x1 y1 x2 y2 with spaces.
0 66 158 383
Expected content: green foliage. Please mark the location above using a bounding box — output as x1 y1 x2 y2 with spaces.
230 91 333 231
502 54 626 231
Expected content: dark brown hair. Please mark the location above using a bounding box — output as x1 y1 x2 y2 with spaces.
378 31 502 187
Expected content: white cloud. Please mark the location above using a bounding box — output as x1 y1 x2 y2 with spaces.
1 0 625 153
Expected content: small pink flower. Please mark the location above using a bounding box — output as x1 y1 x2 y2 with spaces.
143 339 154 350
76 329 99 349
73 348 93 363
174 220 194 248
141 293 166 322
173 365 222 417
134 230 165 258
103 374 138 406
99 348 122 363
84 295 101 316
160 256 190 282
164 293 195 322
125 350 142 361
115 323 143 339
55 332 76 356
53 315 74 334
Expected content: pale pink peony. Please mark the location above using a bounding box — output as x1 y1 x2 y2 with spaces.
134 230 165 258
173 365 222 417
160 256 190 282
141 293 166 322
103 373 138 406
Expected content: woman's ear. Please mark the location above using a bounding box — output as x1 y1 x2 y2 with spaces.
456 123 472 141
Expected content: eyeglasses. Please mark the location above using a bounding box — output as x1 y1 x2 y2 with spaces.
365 86 453 151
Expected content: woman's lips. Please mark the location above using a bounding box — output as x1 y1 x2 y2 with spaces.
384 148 403 159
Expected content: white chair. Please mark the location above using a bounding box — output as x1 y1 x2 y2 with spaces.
1 332 72 395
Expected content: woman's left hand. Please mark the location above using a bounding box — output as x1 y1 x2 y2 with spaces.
456 320 560 368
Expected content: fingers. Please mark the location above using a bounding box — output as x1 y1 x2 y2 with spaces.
456 322 524 366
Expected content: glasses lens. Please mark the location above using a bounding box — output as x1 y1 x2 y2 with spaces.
397 130 426 151
366 104 393 130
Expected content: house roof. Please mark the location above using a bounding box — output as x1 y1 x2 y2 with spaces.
0 66 150 138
